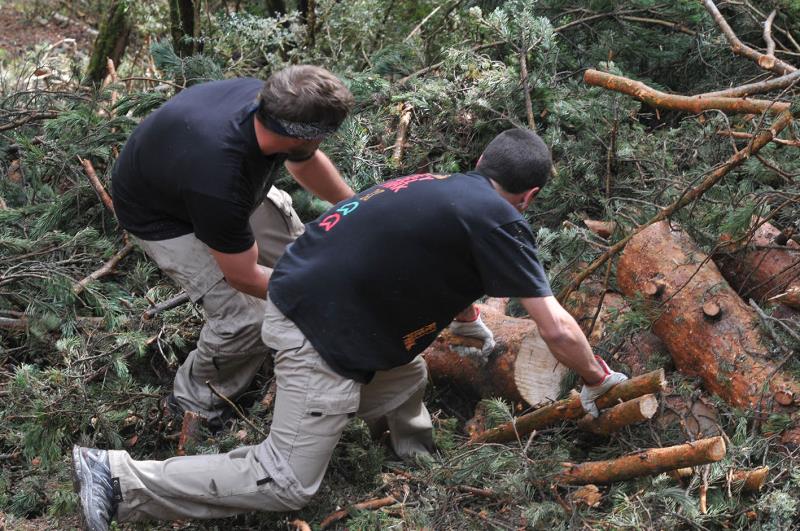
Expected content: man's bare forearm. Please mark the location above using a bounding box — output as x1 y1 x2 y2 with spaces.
286 150 354 204
521 296 605 384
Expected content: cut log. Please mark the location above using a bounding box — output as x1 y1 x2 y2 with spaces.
617 221 800 408
732 466 769 493
577 394 658 435
583 219 616 239
555 436 726 485
769 286 800 308
657 394 722 439
715 220 800 309
424 301 568 409
470 370 665 444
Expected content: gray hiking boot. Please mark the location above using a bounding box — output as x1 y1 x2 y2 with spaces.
71 445 117 531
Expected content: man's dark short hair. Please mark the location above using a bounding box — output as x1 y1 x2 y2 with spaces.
256 65 354 138
476 128 552 193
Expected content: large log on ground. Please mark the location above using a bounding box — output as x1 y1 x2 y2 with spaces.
423 300 568 409
564 282 669 375
715 220 800 310
470 369 666 444
555 436 727 485
617 221 800 408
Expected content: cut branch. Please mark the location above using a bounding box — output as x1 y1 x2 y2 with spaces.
469 369 665 444
764 10 777 59
319 494 398 529
556 436 726 485
577 393 659 435
557 108 794 303
717 129 800 147
391 103 413 167
702 0 796 75
700 70 800 98
73 242 134 296
519 50 536 129
0 111 58 132
584 69 789 115
143 292 191 320
79 157 116 216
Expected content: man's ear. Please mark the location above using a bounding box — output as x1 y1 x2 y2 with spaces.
520 187 540 210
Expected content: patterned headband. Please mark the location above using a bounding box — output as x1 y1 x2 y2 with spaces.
260 111 339 141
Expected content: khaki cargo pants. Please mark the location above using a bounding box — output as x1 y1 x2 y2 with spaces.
137 187 303 423
108 298 434 521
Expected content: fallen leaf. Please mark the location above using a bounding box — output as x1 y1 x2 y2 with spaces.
570 484 602 508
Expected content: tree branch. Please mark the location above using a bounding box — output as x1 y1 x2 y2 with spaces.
702 0 796 75
584 69 789 115
78 157 116 216
699 69 800 98
73 242 134 296
764 9 777 59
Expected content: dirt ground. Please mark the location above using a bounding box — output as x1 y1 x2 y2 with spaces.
0 4 95 61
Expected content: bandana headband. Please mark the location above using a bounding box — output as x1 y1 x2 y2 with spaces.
259 110 339 141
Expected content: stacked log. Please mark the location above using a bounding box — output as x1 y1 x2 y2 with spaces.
616 221 800 409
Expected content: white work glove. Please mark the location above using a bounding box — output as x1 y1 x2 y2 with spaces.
579 356 628 418
448 308 496 363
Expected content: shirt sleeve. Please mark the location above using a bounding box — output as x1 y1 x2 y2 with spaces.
471 220 553 298
184 190 255 253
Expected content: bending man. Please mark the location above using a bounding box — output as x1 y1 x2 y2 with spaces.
111 65 355 429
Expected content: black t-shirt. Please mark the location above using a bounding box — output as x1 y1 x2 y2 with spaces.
268 171 553 383
112 78 287 253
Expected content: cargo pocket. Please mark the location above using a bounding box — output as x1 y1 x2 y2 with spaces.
301 393 361 436
261 297 305 352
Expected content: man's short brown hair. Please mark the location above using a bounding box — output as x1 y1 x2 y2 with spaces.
257 65 354 131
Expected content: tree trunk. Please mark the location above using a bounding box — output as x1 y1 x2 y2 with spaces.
564 282 669 376
556 436 726 485
715 220 800 309
169 0 197 57
423 300 568 410
85 0 132 85
470 369 666 444
617 221 800 408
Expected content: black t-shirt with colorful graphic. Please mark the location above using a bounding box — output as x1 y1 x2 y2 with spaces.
268 171 553 383
112 78 287 253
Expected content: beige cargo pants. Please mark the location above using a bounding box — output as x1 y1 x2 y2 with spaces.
108 298 434 521
137 187 303 424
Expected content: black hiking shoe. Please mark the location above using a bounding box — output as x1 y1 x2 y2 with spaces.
71 446 116 531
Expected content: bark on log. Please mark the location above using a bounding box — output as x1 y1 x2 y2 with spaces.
423 301 568 409
617 221 800 408
770 286 800 309
470 370 666 444
555 436 726 485
715 220 800 308
584 69 789 115
577 394 658 435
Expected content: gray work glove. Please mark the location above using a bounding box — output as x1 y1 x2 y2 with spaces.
449 309 496 363
579 356 628 418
